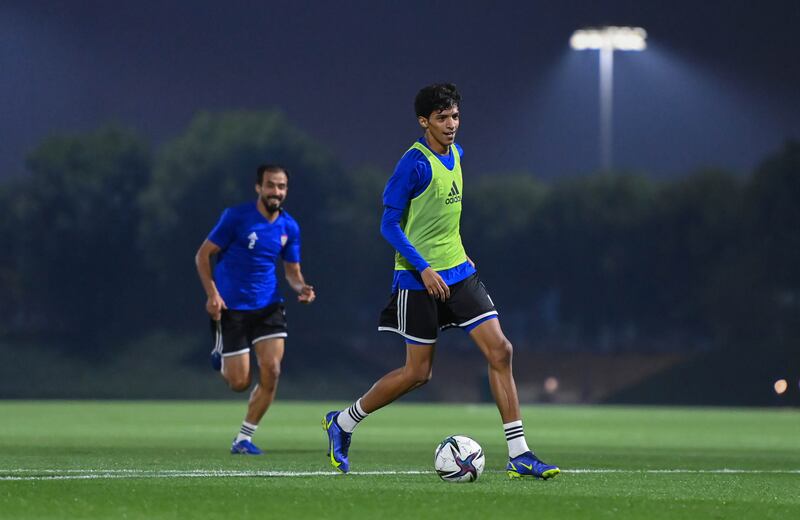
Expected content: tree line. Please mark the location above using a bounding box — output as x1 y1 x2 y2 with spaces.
1 111 797 359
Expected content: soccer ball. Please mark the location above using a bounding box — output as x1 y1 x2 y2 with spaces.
433 435 485 483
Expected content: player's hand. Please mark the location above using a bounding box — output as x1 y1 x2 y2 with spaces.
206 293 227 321
467 255 475 268
421 267 450 301
297 284 316 304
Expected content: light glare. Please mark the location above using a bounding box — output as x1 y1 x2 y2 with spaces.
774 379 788 395
571 26 647 51
544 376 559 394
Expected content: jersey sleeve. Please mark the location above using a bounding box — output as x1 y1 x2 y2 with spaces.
455 143 463 159
207 208 235 250
382 151 431 210
281 218 302 263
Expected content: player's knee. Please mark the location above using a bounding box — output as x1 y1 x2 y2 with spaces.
407 366 433 387
226 373 251 392
488 338 513 369
419 368 433 386
260 361 281 383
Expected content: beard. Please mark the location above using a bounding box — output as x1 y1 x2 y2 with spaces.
262 195 282 213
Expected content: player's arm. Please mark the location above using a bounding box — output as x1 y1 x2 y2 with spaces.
283 262 315 304
379 207 429 271
195 239 227 320
381 153 450 300
380 210 450 301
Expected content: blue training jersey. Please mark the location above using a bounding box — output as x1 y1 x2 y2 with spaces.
208 202 301 310
382 138 475 291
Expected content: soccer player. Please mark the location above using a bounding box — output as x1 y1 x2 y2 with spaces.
324 84 560 479
196 164 315 455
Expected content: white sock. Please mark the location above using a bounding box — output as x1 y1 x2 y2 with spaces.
235 421 258 443
336 399 369 433
504 420 531 458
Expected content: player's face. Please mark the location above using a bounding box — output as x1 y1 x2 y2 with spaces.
256 170 288 213
419 105 459 154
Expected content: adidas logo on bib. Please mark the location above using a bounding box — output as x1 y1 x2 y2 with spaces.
445 181 461 204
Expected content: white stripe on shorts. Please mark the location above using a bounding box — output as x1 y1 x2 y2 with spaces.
396 290 402 332
214 321 223 354
222 348 250 358
251 332 288 344
377 326 436 344
403 289 408 332
458 310 499 327
397 290 408 333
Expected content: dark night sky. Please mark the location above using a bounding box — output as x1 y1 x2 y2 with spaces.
2 0 799 179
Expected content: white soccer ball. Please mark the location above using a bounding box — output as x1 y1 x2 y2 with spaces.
433 435 485 483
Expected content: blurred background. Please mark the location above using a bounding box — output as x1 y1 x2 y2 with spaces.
1 0 798 406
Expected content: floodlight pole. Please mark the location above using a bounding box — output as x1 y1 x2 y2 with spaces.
599 45 614 171
570 26 646 172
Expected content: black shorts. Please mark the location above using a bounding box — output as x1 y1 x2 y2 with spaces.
378 273 498 344
210 302 287 358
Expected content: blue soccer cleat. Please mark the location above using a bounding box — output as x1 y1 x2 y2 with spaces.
506 451 560 480
323 411 351 473
230 438 262 455
211 350 222 371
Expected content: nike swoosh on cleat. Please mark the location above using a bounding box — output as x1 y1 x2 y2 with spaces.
326 435 340 468
329 452 341 468
520 463 533 470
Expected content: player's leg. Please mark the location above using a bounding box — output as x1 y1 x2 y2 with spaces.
324 289 438 472
441 275 515 421
469 318 518 422
223 351 263 455
447 274 559 479
211 310 253 391
469 318 559 479
214 324 259 454
230 303 287 455
324 343 435 473
360 343 435 412
352 287 438 417
230 338 283 455
244 337 285 427
221 352 252 392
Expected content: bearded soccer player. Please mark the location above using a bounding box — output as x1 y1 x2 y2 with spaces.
323 83 559 479
196 164 315 454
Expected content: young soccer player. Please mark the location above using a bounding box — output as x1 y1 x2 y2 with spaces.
196 165 315 454
323 83 559 479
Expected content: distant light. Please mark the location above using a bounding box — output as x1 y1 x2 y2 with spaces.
544 377 559 394
570 26 647 51
774 379 788 395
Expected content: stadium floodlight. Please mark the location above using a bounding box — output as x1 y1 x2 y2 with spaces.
570 26 647 171
570 26 647 51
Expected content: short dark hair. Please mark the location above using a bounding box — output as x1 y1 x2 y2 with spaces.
256 164 289 184
414 83 461 118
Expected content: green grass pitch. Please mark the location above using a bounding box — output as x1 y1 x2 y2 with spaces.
1 401 798 519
